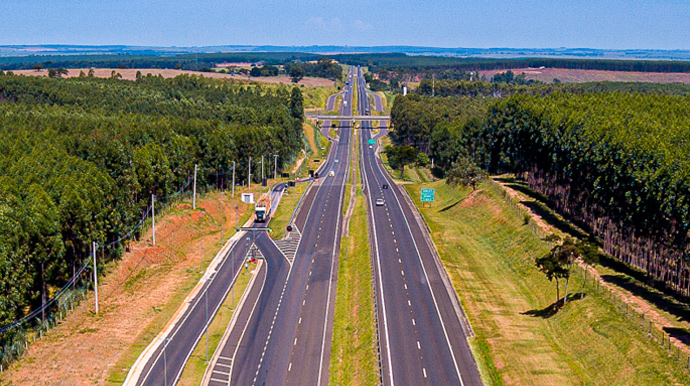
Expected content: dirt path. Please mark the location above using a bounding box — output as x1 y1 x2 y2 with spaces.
291 150 307 174
495 178 690 355
3 193 253 385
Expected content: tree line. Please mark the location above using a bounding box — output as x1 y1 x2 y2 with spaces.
0 72 305 352
284 57 343 83
389 84 690 298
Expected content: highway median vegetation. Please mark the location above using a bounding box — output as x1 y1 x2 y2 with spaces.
329 130 379 385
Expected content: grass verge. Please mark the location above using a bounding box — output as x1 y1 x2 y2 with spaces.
329 130 378 385
177 263 256 385
404 179 690 386
269 186 306 240
302 85 338 109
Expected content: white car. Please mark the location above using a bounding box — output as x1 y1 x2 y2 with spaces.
329 170 335 177
376 198 385 206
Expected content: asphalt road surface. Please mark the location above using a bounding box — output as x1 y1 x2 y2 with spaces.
132 183 285 386
321 68 354 137
357 67 483 386
215 67 355 386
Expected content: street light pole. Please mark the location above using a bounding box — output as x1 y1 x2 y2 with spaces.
261 155 264 183
232 161 236 197
274 153 278 180
155 337 171 386
93 241 98 315
235 205 239 232
248 157 252 189
152 194 156 245
193 164 198 209
220 192 224 242
206 287 209 361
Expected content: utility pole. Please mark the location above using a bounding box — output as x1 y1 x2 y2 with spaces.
152 194 156 245
93 241 99 315
193 164 198 209
274 153 278 180
261 155 265 182
232 161 236 197
248 157 252 189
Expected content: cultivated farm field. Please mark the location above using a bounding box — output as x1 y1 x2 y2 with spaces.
13 68 334 87
480 67 690 83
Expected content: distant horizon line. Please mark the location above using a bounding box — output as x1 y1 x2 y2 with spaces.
2 44 690 51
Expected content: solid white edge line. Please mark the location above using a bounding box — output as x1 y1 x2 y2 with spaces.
317 100 351 386
375 140 465 386
362 118 395 386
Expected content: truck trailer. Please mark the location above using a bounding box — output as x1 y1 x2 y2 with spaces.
254 194 272 222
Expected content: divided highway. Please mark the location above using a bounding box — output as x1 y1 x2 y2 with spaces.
357 67 483 385
210 66 356 386
129 66 481 386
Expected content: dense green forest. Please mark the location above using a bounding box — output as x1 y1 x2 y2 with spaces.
416 78 690 98
0 72 305 358
284 57 343 82
390 82 690 298
485 93 690 296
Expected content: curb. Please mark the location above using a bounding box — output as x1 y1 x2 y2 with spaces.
200 259 264 385
123 214 255 385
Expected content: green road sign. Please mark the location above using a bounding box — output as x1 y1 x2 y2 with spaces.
367 139 376 145
420 188 435 202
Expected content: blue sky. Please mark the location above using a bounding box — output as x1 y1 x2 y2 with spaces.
2 0 689 49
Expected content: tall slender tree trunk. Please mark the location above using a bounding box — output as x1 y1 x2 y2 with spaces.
555 277 560 308
563 276 570 307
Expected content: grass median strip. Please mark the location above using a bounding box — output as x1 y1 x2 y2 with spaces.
329 130 378 385
405 179 690 386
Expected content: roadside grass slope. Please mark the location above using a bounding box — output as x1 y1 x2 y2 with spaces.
405 179 690 386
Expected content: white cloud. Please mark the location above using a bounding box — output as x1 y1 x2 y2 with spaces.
354 20 372 32
305 16 343 32
305 16 327 30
